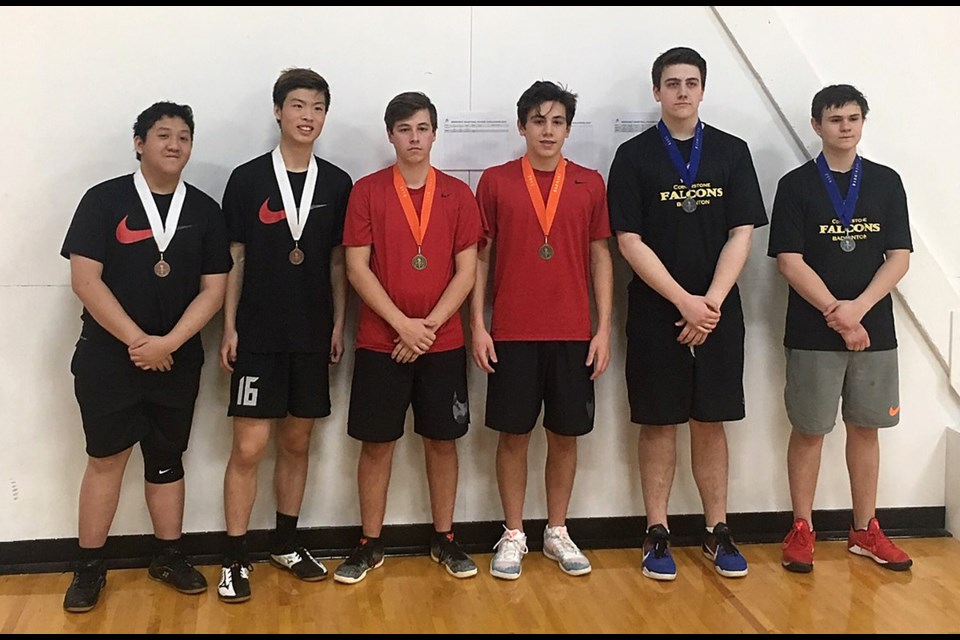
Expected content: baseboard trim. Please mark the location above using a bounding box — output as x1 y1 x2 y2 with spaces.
0 506 947 575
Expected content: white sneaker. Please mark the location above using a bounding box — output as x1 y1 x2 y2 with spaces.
490 526 528 580
543 525 592 576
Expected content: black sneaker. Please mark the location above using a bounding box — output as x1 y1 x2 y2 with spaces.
270 545 328 581
148 548 207 594
333 538 385 584
217 561 252 603
430 532 478 578
63 559 106 613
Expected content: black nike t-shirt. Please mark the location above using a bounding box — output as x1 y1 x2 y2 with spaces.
223 152 353 353
607 123 768 317
60 173 232 361
768 158 912 351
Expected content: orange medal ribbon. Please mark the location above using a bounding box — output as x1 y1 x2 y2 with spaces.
521 155 566 260
393 164 436 270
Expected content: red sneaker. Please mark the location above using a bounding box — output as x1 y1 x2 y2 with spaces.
782 518 814 573
847 518 913 571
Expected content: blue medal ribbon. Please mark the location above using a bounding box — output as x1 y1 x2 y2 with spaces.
816 152 862 228
658 119 703 188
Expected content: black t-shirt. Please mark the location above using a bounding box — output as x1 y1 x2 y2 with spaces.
767 158 912 351
60 174 232 361
607 123 768 315
223 152 352 353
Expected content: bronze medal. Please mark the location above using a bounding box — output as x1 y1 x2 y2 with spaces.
289 247 305 265
412 253 428 270
154 259 171 278
539 243 554 260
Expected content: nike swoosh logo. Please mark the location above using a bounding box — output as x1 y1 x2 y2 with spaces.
888 406 900 417
116 215 153 244
158 468 173 475
440 193 451 198
310 203 329 210
259 199 286 224
574 179 586 184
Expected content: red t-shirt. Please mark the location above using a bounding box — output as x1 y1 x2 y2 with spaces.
343 166 482 353
476 158 611 341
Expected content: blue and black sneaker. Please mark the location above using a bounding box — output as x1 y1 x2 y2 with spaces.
642 524 677 581
702 522 748 578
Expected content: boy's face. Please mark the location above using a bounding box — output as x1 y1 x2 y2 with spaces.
812 102 864 154
388 109 436 165
135 116 192 178
275 88 327 146
518 100 570 163
653 63 704 121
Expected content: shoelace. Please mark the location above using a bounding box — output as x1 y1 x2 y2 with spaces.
652 538 669 559
783 525 812 549
862 530 899 555
548 531 583 558
163 550 196 574
714 531 741 556
493 534 528 561
439 539 469 562
74 568 104 589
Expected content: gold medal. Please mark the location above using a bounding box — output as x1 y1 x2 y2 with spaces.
289 246 304 265
539 243 554 260
412 253 428 270
154 258 171 278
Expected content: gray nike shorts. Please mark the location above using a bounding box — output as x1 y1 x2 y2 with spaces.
784 348 900 435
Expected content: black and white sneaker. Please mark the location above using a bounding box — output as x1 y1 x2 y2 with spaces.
270 546 328 581
217 561 251 604
333 538 385 585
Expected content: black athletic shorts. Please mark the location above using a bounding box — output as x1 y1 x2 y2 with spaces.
228 351 331 419
347 348 470 442
71 338 200 458
484 341 595 436
625 289 745 425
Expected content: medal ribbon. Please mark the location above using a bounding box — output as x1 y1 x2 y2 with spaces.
133 168 185 255
521 155 566 241
271 146 318 244
393 164 436 253
657 119 703 189
816 152 862 229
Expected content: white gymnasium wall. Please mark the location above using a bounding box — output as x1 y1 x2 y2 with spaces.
1 6 958 543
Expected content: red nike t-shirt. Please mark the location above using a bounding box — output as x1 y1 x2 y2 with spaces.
343 166 482 353
476 158 611 341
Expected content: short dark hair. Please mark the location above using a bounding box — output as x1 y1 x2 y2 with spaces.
651 46 707 89
384 92 438 132
132 101 194 161
273 67 331 111
516 80 578 126
811 84 869 122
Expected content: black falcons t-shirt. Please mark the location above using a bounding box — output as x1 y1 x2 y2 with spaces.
223 152 353 353
61 174 232 360
607 123 767 315
768 158 912 351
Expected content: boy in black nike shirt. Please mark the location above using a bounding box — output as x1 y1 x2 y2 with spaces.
217 68 352 603
60 101 231 612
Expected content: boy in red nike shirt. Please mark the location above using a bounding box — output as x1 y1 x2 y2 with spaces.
472 80 613 580
334 91 481 584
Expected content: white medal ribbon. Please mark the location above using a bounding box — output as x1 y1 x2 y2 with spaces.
133 168 186 254
271 146 318 243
